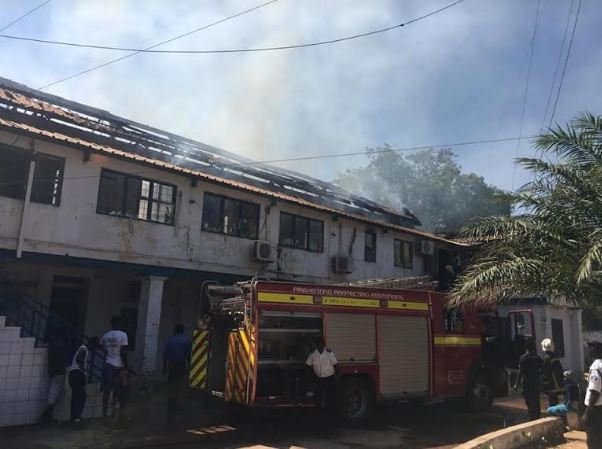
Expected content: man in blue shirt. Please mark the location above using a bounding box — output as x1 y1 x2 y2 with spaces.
163 324 191 417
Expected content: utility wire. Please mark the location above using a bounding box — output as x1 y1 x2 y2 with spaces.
12 0 464 58
542 0 575 127
548 0 582 127
37 0 281 90
0 135 536 187
511 0 543 191
0 0 51 33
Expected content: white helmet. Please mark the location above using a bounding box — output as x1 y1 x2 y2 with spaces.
541 338 554 352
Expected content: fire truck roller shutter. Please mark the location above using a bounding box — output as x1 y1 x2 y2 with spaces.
324 313 376 362
378 315 429 396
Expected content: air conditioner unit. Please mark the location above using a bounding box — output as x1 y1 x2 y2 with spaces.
253 240 275 262
332 255 354 274
420 240 435 256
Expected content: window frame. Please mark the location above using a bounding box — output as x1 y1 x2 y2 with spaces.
278 212 324 253
31 153 65 206
96 168 177 225
364 231 377 263
394 239 414 269
201 192 260 240
0 146 65 206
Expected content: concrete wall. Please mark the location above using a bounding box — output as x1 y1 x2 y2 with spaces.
0 131 429 284
497 304 584 374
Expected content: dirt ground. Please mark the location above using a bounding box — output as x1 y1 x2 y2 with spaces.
0 391 555 449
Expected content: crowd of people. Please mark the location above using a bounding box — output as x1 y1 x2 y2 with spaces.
514 337 602 449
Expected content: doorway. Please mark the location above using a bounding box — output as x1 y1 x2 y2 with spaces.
49 276 89 335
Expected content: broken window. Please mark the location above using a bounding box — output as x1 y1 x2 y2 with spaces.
394 239 413 268
97 169 176 225
279 212 323 253
31 154 65 206
0 146 65 205
201 192 260 239
364 231 376 262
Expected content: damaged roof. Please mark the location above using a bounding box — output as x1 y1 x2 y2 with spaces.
0 77 465 245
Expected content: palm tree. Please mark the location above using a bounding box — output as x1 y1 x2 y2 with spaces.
449 112 602 307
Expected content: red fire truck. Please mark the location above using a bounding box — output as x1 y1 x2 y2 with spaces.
195 280 533 420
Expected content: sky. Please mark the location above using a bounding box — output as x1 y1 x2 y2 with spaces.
1 0 601 192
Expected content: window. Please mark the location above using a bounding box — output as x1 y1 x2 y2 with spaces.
201 192 259 239
0 147 29 200
279 212 323 252
365 231 376 262
31 154 65 206
394 239 414 268
97 169 176 224
551 319 565 357
0 147 65 205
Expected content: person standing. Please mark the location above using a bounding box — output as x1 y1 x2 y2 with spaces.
583 342 602 449
306 338 338 411
100 316 129 417
514 338 542 420
68 340 89 423
540 338 564 406
163 324 192 418
40 335 68 423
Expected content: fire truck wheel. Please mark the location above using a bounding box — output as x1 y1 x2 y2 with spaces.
339 377 374 421
466 379 493 412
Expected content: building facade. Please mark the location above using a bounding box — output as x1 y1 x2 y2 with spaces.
0 78 466 378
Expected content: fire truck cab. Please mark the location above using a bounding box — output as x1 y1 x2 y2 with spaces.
197 280 531 420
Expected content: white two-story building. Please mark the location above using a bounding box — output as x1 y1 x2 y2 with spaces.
0 77 467 376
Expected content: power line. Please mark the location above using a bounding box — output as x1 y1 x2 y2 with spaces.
542 0 575 127
37 0 281 91
0 135 536 187
511 0 543 190
11 0 464 58
548 0 582 127
0 0 51 33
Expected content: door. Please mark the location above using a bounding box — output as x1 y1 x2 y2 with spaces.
378 315 429 397
506 310 535 369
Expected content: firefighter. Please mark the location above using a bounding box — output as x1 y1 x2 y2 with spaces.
540 338 564 407
514 338 542 420
306 338 338 411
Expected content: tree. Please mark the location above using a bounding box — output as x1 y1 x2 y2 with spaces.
450 112 602 308
336 147 511 233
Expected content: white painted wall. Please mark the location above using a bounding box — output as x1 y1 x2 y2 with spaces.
0 131 429 283
497 304 584 374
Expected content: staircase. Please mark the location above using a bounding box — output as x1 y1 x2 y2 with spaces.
0 294 105 426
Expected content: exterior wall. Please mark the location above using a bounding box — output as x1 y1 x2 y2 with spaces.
0 318 47 427
0 131 429 283
497 304 584 374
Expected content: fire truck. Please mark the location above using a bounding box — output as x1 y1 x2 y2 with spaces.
193 280 534 420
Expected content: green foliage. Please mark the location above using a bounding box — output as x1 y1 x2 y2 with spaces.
450 112 602 307
336 147 510 232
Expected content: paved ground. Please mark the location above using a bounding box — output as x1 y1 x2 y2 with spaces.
0 391 536 449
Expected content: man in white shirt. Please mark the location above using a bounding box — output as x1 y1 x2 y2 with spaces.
583 342 602 449
100 316 129 417
306 338 338 410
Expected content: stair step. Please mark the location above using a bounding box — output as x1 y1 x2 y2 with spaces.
0 326 21 342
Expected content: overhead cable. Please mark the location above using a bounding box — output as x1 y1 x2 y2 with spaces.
542 0 575 126
0 0 51 33
21 0 466 55
548 0 582 127
37 0 281 90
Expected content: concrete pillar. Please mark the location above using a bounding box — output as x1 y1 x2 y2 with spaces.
136 276 167 375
